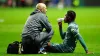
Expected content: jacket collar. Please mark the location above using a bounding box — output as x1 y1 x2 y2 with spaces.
30 9 41 15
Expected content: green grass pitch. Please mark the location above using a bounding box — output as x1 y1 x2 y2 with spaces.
0 7 100 56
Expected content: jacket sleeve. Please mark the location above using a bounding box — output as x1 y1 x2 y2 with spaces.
59 26 66 39
70 26 88 53
40 14 54 37
76 34 88 52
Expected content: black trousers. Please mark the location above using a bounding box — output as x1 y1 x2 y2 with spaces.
22 32 52 54
22 36 38 54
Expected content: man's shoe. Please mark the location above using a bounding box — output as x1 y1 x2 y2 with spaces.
38 48 47 54
38 51 47 54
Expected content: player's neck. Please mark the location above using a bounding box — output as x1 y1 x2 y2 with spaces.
68 21 74 24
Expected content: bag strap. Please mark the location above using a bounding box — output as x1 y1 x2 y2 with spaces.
18 42 23 54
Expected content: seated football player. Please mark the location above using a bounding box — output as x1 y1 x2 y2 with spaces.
46 10 93 54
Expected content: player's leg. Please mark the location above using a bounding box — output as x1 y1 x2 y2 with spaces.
46 43 64 53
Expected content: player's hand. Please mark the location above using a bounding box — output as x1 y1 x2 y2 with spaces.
86 52 94 54
86 51 94 54
57 18 64 22
47 42 51 46
58 22 62 27
57 18 64 27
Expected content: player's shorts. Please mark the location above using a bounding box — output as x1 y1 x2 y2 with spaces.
46 43 63 53
46 43 75 53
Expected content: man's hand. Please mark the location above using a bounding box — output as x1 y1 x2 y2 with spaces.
57 18 64 27
86 52 94 54
86 50 94 54
58 22 62 27
57 18 64 22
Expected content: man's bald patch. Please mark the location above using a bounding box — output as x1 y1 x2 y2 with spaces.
36 3 46 9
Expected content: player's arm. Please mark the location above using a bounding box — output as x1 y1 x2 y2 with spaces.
75 33 88 53
71 26 93 54
70 26 88 53
58 22 66 39
76 33 94 54
40 14 54 37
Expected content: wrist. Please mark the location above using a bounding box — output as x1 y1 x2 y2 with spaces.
58 22 62 27
86 50 88 53
59 25 62 28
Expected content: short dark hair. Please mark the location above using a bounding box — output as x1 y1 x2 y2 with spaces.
67 10 76 21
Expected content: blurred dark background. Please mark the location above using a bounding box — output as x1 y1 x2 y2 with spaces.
0 0 100 8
